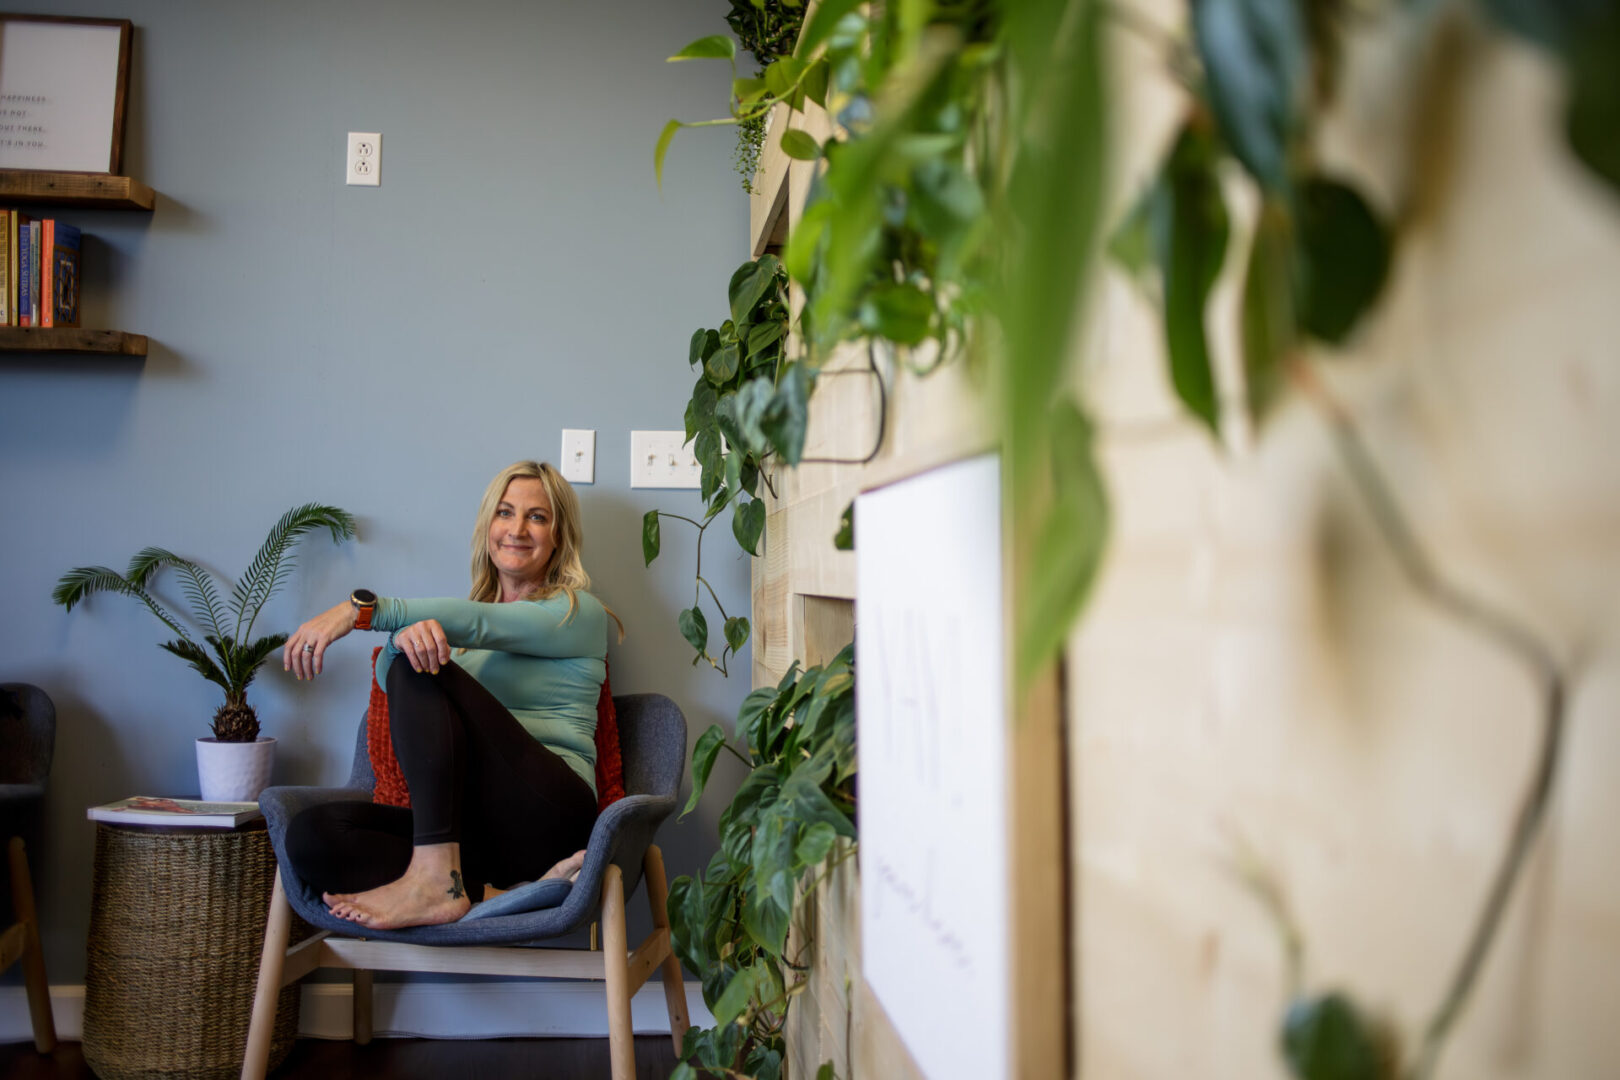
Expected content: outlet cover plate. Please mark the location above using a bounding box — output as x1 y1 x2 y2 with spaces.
346 131 381 186
560 429 595 484
631 431 701 489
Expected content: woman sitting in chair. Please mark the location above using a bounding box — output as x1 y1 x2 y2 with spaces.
281 460 620 930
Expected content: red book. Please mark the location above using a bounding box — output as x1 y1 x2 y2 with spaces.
39 219 53 328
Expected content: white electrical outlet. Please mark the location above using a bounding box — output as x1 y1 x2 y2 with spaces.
346 131 381 186
560 429 595 483
630 431 701 489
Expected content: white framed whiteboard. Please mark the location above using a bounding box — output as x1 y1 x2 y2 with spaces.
855 453 1008 1080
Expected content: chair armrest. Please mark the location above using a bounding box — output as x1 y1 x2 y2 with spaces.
258 784 371 830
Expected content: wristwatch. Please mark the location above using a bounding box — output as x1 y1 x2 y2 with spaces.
351 588 377 630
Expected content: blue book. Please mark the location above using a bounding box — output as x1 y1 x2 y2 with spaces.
48 222 80 328
17 217 31 326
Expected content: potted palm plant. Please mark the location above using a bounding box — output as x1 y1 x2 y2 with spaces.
53 503 358 801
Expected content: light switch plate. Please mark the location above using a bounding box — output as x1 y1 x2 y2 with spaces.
630 431 701 489
560 429 595 483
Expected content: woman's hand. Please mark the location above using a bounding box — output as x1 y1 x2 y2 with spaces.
283 601 358 680
396 619 449 674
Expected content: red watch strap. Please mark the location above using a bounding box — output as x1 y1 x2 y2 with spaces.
354 605 374 630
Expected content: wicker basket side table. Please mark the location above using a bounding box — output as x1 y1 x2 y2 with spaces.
83 822 302 1080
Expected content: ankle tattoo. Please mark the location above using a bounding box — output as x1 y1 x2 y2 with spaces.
447 870 465 900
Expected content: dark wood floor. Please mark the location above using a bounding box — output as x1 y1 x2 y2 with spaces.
0 1037 682 1079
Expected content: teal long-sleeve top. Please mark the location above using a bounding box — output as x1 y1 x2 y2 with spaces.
371 590 608 795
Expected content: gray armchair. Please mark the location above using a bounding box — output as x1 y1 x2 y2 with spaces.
241 692 690 1080
1 682 58 1053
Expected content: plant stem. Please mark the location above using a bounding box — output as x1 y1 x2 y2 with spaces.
1291 360 1565 1080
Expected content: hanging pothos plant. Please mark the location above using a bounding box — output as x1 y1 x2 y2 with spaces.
668 645 857 1080
643 255 800 676
725 0 808 193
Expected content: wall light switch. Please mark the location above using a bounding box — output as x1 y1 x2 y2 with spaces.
560 429 595 483
630 430 701 489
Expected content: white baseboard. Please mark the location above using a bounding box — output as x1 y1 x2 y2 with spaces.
2 982 713 1043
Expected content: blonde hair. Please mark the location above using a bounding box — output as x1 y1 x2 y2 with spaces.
469 460 623 638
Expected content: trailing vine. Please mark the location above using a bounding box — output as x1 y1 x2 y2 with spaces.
644 255 796 676
668 646 857 1080
725 0 808 193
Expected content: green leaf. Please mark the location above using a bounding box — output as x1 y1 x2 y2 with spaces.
743 888 791 955
736 685 780 749
706 343 741 385
670 1062 698 1080
724 616 752 655
733 75 768 106
1017 400 1110 686
780 129 822 161
230 504 357 639
732 497 766 556
745 1045 784 1080
795 0 865 59
1158 124 1230 438
1280 992 1382 1080
682 723 729 818
796 821 838 868
1192 0 1306 192
833 500 853 550
747 318 787 359
803 58 830 107
669 34 737 62
729 256 782 326
860 281 934 345
1295 178 1390 344
679 606 709 657
764 57 808 98
712 960 769 1027
1241 200 1296 429
655 119 682 189
759 362 813 464
641 511 661 566
817 1065 836 1080
685 380 719 441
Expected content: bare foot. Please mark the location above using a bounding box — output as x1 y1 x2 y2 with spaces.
322 843 471 929
542 849 586 884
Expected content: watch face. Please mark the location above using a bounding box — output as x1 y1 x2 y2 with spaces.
352 588 377 606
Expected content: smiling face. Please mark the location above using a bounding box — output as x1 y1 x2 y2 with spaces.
486 477 558 600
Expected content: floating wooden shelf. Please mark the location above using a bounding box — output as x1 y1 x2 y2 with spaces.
0 327 147 356
0 170 155 211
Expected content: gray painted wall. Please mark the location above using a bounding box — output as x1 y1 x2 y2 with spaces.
2 0 756 983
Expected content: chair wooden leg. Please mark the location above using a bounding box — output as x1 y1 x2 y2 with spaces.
7 837 56 1054
352 969 374 1044
643 844 689 1055
241 868 293 1080
602 863 635 1080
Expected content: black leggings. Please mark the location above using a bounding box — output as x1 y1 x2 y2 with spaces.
284 659 598 899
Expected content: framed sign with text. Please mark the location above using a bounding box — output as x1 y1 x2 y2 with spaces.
0 14 132 174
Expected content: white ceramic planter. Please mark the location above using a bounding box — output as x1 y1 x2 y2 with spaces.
195 736 276 802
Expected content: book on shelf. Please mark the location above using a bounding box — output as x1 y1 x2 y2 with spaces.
86 796 264 829
0 208 8 326
17 215 32 326
42 221 80 328
5 211 20 327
